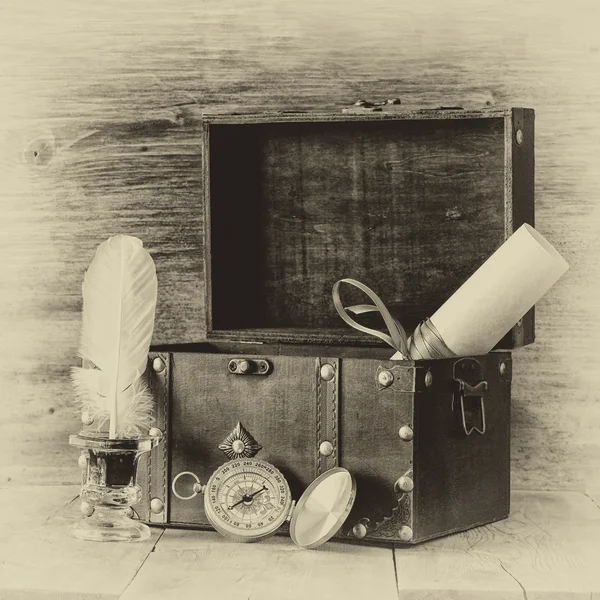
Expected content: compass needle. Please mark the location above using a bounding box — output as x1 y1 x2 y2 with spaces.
203 454 354 546
204 458 293 542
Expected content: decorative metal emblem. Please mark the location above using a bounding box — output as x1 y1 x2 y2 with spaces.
218 422 262 459
350 493 412 540
349 469 414 541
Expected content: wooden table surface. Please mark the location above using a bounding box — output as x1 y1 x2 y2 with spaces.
2 486 600 599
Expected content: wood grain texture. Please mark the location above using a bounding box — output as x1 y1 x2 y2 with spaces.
207 116 518 339
0 0 599 490
169 352 319 525
122 529 399 600
395 490 600 599
413 354 511 542
3 487 600 599
0 486 162 599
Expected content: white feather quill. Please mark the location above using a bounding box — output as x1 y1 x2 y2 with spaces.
71 235 158 438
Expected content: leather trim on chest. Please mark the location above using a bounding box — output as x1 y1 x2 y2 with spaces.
315 357 340 475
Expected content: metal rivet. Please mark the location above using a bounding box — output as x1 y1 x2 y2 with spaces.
398 525 413 542
515 129 524 145
78 454 88 470
352 523 368 539
152 357 165 373
398 425 414 441
228 360 237 372
239 360 251 374
232 440 245 454
125 507 134 518
395 476 414 493
425 371 433 388
499 362 507 377
378 370 394 388
80 501 94 517
81 411 94 426
150 498 164 514
516 318 523 327
319 441 334 457
149 427 163 439
320 364 335 381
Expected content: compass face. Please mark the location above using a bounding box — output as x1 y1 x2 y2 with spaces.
204 458 292 542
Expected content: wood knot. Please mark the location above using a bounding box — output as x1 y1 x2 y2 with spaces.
23 131 56 168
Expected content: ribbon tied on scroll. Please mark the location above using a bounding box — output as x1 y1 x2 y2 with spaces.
332 278 455 360
333 224 569 360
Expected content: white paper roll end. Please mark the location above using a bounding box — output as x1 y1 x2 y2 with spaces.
426 224 568 357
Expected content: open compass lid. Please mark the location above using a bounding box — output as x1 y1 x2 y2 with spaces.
290 467 356 549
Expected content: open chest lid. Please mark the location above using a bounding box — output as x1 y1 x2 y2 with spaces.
202 107 534 349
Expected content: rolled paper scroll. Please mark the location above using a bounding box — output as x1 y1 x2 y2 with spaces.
416 224 569 357
333 224 568 360
333 280 451 359
406 318 456 360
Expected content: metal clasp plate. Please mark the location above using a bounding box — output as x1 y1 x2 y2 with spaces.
452 358 488 436
342 98 401 114
228 358 271 375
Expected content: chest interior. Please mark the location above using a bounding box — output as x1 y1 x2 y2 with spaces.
205 115 512 345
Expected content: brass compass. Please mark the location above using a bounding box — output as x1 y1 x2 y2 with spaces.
171 422 356 548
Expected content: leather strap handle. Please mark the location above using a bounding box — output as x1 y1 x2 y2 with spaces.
332 279 410 359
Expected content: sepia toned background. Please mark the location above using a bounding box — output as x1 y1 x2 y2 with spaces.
0 0 599 493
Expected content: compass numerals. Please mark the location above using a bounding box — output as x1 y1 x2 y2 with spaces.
203 458 293 542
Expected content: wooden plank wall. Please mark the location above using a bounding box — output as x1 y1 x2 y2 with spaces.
0 0 598 491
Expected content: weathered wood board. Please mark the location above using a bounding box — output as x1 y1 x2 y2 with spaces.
0 486 162 599
122 530 398 600
0 0 599 491
3 486 599 599
395 490 600 598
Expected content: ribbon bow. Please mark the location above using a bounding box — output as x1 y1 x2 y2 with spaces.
332 278 455 360
332 278 410 359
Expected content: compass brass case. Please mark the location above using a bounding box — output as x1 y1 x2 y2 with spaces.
203 458 293 543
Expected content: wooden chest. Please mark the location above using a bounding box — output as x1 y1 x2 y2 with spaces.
136 106 534 545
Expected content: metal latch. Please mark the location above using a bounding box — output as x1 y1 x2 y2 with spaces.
228 358 271 375
342 98 401 113
342 99 465 114
452 358 487 436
